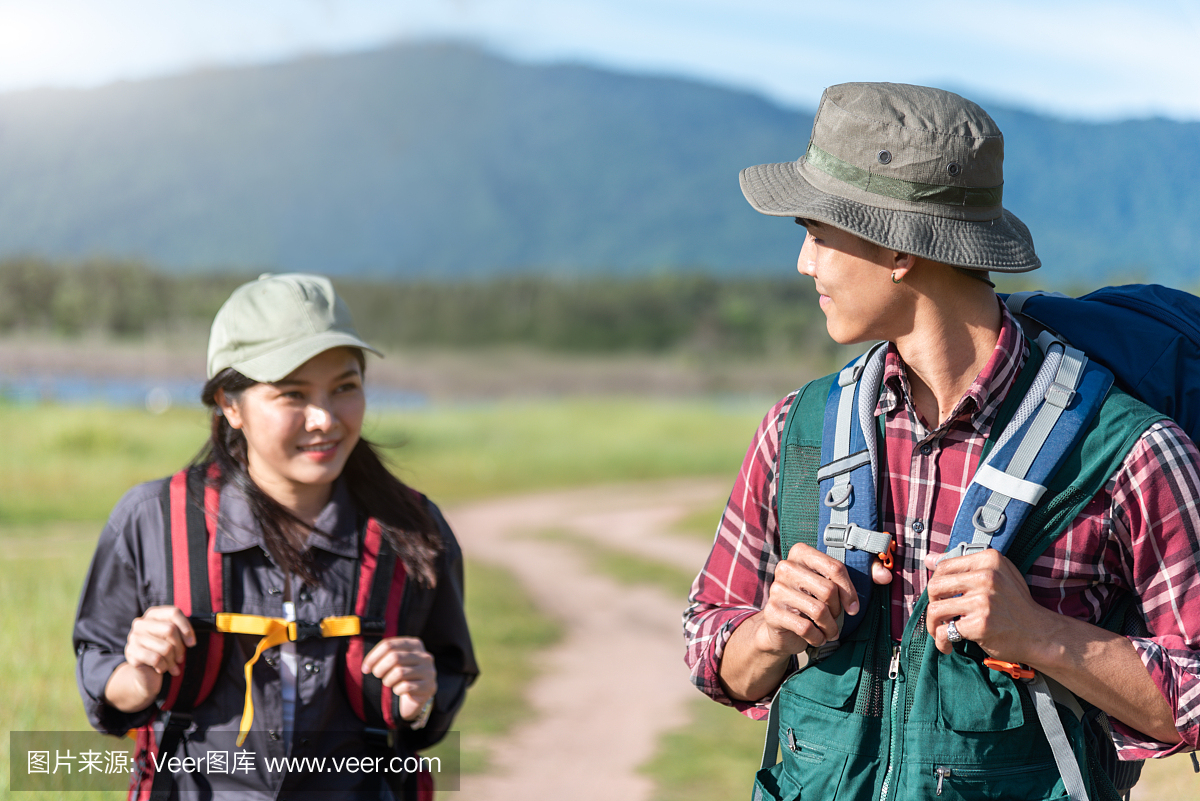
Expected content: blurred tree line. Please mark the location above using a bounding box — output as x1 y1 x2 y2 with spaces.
0 257 836 359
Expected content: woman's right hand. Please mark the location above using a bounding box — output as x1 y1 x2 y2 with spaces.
104 606 196 712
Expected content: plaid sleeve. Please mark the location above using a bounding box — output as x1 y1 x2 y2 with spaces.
682 393 795 719
1105 420 1200 758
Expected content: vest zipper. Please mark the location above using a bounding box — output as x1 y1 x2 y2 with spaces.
879 644 903 801
932 761 1055 796
935 766 952 796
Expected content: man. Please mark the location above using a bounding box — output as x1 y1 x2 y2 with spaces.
683 82 1200 799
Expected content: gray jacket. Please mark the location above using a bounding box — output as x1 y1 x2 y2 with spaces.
73 474 476 799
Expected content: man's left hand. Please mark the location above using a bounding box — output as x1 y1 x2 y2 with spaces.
924 548 1049 661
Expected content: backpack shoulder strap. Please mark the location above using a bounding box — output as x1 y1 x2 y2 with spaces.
778 344 890 641
344 517 410 729
940 346 1165 801
944 333 1115 560
136 464 228 801
160 463 228 710
1007 383 1168 574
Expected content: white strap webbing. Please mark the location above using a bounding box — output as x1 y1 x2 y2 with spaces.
824 345 889 564
760 687 782 772
816 450 871 482
1027 674 1091 801
972 464 1048 506
825 352 868 564
971 338 1087 547
824 523 893 554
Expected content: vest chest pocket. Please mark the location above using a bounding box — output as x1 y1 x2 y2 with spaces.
922 644 1025 732
782 631 870 712
755 713 882 801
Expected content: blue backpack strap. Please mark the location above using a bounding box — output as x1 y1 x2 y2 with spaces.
944 332 1114 560
939 332 1115 801
816 342 890 642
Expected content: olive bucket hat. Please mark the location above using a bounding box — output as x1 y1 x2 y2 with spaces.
740 82 1040 272
207 273 381 382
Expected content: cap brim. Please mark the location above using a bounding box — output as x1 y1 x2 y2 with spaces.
232 332 383 383
740 160 1040 273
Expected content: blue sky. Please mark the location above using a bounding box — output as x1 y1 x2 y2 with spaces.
1 0 1198 121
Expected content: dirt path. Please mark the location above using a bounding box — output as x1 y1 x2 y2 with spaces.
443 477 729 801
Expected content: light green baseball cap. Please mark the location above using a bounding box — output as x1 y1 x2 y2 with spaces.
207 273 381 382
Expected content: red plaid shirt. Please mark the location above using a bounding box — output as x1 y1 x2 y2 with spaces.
683 305 1200 758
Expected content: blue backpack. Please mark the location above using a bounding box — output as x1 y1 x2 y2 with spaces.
1004 284 1200 444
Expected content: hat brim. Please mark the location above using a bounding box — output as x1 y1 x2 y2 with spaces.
232 332 383 383
740 160 1040 273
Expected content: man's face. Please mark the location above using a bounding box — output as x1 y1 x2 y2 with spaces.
796 220 906 345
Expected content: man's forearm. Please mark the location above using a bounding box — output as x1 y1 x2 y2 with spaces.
1029 611 1180 745
718 612 795 703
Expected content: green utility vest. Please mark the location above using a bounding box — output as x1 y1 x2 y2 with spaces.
756 343 1165 801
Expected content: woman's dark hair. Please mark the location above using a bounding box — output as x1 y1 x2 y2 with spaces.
195 361 441 587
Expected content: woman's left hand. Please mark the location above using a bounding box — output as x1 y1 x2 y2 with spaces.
362 637 438 722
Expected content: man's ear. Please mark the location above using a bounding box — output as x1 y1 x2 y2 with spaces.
215 387 243 430
890 251 918 283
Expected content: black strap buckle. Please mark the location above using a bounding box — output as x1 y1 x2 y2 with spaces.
292 621 323 641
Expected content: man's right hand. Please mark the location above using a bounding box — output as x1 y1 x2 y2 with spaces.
720 542 892 701
754 542 864 655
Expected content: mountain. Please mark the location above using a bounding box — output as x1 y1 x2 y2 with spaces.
0 42 1196 285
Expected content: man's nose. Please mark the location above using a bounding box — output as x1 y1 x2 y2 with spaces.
797 233 817 277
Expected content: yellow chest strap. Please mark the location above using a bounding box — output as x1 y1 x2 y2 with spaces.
214 612 363 746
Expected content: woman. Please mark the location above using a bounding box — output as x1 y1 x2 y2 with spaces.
74 273 476 799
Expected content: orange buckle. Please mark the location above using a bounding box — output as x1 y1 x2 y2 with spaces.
878 541 896 571
983 658 1035 680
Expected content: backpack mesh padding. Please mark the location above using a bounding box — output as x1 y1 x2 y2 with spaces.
903 610 929 723
853 595 888 718
779 443 822 553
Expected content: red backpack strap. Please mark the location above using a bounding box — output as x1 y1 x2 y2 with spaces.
344 517 409 728
131 465 227 800
160 463 226 710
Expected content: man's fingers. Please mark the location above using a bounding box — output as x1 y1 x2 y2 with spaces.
764 587 840 646
783 542 859 615
871 557 893 585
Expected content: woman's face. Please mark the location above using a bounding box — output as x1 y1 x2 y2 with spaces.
218 347 365 512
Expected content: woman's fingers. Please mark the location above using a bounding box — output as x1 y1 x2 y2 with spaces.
363 637 438 720
362 638 436 688
124 605 194 675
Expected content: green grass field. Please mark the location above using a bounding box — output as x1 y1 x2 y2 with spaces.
0 398 766 523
